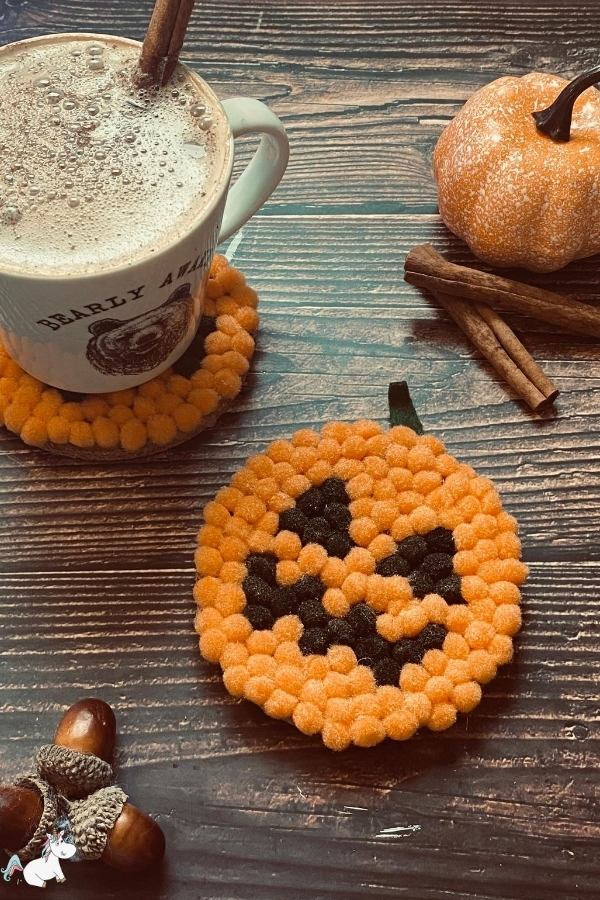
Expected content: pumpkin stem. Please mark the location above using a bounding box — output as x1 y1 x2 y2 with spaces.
533 66 600 141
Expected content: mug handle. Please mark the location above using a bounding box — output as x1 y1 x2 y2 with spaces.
218 97 289 243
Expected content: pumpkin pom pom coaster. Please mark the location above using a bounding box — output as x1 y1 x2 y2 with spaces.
0 255 258 459
194 384 527 750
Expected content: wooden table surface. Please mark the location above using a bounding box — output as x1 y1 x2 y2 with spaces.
1 1 599 898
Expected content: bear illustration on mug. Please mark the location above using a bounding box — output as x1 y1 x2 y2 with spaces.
86 283 195 377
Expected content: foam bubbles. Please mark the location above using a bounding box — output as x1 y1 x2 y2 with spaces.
0 36 224 275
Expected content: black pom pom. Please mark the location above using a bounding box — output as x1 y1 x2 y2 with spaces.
421 552 454 581
373 657 402 686
320 477 350 505
345 603 377 636
355 635 389 664
295 574 326 602
303 517 331 545
415 623 447 651
324 531 354 558
323 502 352 531
244 605 275 630
245 552 278 584
407 570 435 599
327 618 355 646
299 627 330 655
375 552 411 577
391 638 423 666
278 507 308 537
296 486 325 518
435 574 464 605
396 535 428 566
425 526 456 555
242 575 274 607
298 599 329 628
271 587 300 617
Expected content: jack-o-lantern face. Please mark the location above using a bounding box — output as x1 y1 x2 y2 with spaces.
195 421 526 751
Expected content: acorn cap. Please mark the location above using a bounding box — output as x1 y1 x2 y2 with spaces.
65 785 128 860
12 774 58 862
36 743 114 799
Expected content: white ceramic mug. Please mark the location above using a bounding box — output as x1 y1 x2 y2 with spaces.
0 33 289 393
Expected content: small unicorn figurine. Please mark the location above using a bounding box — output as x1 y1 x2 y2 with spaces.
1 830 76 888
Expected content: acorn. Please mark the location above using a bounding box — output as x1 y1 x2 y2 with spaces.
0 784 43 850
67 786 166 873
54 698 116 762
101 802 166 872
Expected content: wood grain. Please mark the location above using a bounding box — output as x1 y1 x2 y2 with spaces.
1 2 599 899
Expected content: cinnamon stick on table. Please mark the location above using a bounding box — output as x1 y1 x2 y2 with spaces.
404 243 600 338
404 244 558 412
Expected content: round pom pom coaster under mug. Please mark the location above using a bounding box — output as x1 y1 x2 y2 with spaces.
0 256 258 459
194 383 527 751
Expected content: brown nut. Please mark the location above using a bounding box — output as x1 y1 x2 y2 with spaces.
100 802 166 873
54 698 116 762
0 785 43 850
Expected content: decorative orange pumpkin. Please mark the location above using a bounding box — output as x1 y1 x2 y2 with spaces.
433 68 600 273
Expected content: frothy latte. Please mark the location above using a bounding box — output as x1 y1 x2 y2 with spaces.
0 34 229 275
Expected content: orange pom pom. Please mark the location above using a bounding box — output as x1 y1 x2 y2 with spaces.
467 649 497 683
488 634 514 665
322 588 351 617
346 472 374 500
348 666 376 695
325 698 354 724
247 654 277 678
293 702 324 735
272 615 303 643
298 543 328 575
326 645 357 674
264 689 297 720
384 709 419 741
321 720 352 751
400 663 429 692
401 605 429 636
276 560 302 585
453 551 479 576
489 581 521 605
321 558 348 588
351 716 386 747
446 605 474 635
221 642 250 669
410 505 438 534
341 572 368 604
247 630 277 656
363 455 388 479
427 703 457 731
324 672 353 699
443 632 471 660
20 417 48 447
199 628 227 663
195 546 224 577
273 530 302 560
120 419 148 452
244 675 275 705
425 675 454 704
222 666 249 697
422 649 448 676
215 584 246 616
452 681 482 713
69 420 95 448
493 604 522 636
348 517 379 547
222 614 253 642
300 679 328 709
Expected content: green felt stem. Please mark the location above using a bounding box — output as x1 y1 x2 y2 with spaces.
388 381 424 434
